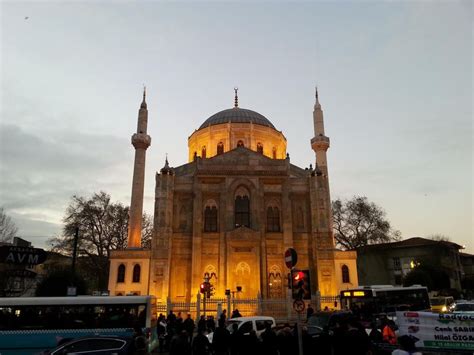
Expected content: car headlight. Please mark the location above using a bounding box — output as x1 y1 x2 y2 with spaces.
442 306 447 312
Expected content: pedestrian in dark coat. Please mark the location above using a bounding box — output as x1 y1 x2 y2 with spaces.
169 330 191 355
306 304 314 320
198 315 207 333
192 330 211 355
183 313 195 342
212 319 231 355
229 323 242 355
260 322 278 355
206 315 216 333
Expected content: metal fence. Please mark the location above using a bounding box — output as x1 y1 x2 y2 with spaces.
157 294 340 322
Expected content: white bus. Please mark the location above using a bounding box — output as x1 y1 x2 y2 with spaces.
0 296 157 355
340 285 430 325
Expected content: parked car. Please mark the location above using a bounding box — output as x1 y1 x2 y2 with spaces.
430 296 455 313
41 336 134 355
207 316 276 342
307 311 352 337
453 301 474 313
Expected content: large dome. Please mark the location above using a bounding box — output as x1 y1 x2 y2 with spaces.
198 107 276 130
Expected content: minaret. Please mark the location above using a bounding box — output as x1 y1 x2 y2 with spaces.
311 87 330 176
127 88 152 248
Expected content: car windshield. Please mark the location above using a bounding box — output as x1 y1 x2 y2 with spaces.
308 313 331 328
430 298 445 306
226 320 242 332
455 303 474 312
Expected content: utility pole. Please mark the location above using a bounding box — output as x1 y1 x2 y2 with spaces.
71 226 79 277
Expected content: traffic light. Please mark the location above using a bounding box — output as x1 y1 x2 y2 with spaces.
291 269 310 300
200 281 213 298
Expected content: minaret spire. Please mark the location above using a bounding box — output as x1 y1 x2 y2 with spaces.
311 87 329 175
141 85 147 109
234 87 239 108
128 89 152 248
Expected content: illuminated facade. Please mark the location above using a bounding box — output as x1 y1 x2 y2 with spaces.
108 89 357 306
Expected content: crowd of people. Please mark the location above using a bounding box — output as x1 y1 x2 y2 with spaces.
140 309 420 355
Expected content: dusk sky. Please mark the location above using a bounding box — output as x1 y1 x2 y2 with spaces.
1 1 472 252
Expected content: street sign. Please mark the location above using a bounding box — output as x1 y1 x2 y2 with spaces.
0 246 47 265
67 287 77 296
293 299 305 313
284 248 297 269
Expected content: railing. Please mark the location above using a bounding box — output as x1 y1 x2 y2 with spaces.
157 294 340 322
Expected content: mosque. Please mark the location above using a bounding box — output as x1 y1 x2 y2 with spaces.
108 88 358 306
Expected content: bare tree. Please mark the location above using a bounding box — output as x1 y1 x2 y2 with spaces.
48 192 152 289
332 196 401 250
0 207 18 243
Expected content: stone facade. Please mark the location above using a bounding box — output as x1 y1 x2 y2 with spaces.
108 90 358 306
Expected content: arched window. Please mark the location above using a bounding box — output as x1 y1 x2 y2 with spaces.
235 195 250 227
268 265 283 298
266 207 280 232
342 265 350 283
257 143 263 154
237 140 244 148
204 206 218 232
217 142 224 155
202 146 206 158
117 264 125 283
132 264 141 283
272 147 277 159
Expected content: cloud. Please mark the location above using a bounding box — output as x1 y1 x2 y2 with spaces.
0 123 132 246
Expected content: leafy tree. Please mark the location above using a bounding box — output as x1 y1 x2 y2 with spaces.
36 269 87 296
332 196 401 250
48 191 152 289
0 207 18 242
403 262 450 291
428 234 451 242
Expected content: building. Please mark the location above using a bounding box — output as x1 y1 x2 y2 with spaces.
0 237 51 297
460 252 474 296
356 237 464 291
108 88 357 307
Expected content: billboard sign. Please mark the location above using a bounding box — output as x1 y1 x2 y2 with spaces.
0 246 47 265
396 311 474 351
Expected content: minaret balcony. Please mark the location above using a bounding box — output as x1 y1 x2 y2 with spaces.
132 133 151 149
311 135 330 151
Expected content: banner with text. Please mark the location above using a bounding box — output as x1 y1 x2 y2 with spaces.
396 311 474 351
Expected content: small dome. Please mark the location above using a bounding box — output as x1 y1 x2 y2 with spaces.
198 108 276 130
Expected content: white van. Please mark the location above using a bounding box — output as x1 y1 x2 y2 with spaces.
208 316 276 343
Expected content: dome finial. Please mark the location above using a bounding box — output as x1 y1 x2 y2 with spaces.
234 87 239 108
315 85 319 104
141 85 147 109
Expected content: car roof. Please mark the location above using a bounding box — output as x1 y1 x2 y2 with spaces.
229 316 275 321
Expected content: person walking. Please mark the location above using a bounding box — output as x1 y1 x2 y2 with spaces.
156 315 167 353
383 320 397 345
131 324 148 355
197 315 207 334
212 319 231 355
260 321 278 355
169 330 191 355
306 304 314 320
219 309 227 324
231 309 242 318
183 313 195 343
392 335 422 355
192 329 211 355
